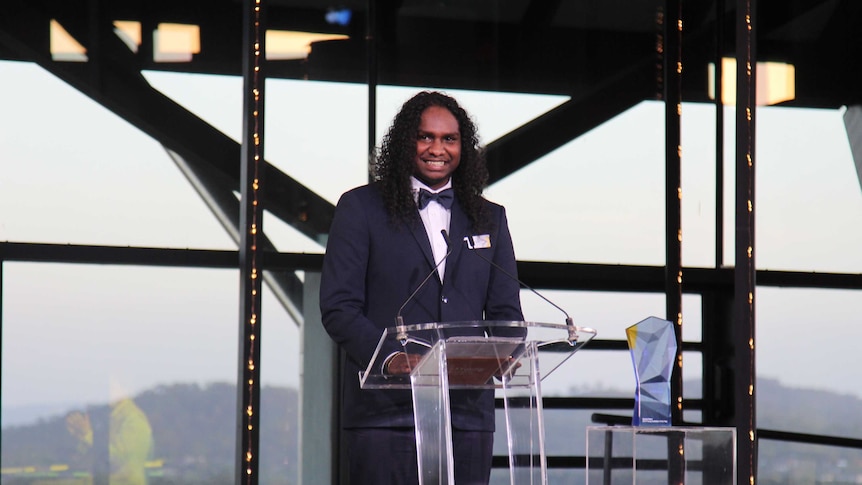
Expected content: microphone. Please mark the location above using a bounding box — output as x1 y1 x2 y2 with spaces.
395 229 453 342
462 235 580 342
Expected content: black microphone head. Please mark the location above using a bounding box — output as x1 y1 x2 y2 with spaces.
440 229 451 249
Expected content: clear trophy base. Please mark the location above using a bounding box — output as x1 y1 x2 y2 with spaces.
586 426 737 485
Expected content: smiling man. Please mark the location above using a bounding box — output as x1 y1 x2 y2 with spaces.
413 104 461 189
320 91 525 484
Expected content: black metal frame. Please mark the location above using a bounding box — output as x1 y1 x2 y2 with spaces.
5 241 862 481
3 0 862 483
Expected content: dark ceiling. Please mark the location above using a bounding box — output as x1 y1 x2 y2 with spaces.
3 0 859 101
1 0 860 242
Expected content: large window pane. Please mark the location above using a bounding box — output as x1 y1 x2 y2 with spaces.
0 62 234 250
259 281 302 484
757 286 862 436
754 106 862 274
1 263 239 484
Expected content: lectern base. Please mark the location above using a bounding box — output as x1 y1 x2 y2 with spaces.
361 320 599 485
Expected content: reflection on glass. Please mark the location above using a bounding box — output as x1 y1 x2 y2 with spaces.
64 398 154 485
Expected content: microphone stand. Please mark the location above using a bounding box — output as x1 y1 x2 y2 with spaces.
462 236 581 344
395 230 453 344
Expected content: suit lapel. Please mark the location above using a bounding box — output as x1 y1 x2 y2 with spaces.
408 217 436 269
406 199 470 285
443 201 470 285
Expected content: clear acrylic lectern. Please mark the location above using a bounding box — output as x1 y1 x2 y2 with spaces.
360 320 597 485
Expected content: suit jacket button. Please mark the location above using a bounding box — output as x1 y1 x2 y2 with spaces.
441 296 448 304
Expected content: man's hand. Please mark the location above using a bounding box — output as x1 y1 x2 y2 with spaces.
386 352 424 375
494 356 522 379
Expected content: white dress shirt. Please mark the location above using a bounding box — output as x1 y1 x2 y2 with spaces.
411 176 452 282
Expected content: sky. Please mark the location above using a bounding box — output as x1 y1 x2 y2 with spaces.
1 59 861 427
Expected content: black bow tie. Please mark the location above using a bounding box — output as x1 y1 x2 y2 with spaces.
417 188 454 209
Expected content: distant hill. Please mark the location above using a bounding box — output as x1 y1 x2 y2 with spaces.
1 383 298 485
2 378 860 485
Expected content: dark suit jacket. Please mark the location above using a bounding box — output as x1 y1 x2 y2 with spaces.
320 183 525 431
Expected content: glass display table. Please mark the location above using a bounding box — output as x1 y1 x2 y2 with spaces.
586 426 736 485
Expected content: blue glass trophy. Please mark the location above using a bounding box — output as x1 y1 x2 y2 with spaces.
626 316 677 426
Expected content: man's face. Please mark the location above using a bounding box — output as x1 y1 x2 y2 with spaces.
413 105 461 190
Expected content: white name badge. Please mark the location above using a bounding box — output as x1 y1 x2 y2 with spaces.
465 234 491 249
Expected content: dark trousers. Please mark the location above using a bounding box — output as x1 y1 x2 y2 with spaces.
344 427 494 485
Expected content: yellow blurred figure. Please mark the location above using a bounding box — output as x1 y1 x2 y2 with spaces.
58 398 153 485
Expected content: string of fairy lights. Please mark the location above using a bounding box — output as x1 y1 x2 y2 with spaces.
666 2 686 478
742 2 757 484
656 0 685 434
241 0 264 483
672 4 684 425
659 4 759 481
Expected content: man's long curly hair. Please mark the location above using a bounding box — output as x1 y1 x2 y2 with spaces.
371 91 490 232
